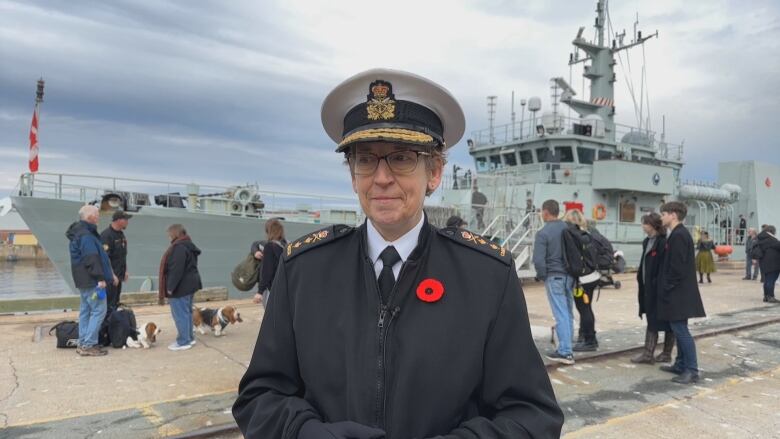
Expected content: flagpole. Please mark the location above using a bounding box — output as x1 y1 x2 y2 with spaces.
29 78 44 173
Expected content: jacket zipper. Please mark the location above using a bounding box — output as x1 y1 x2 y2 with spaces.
370 257 407 433
380 305 401 438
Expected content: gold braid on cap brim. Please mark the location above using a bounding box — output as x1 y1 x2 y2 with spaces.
338 128 437 149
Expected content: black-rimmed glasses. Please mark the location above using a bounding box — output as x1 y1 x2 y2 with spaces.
348 150 430 175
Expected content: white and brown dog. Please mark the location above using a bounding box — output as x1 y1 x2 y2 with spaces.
125 322 161 349
192 305 242 337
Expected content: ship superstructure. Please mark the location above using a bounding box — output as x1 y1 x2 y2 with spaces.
440 0 744 277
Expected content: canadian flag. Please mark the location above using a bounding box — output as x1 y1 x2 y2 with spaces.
29 108 39 173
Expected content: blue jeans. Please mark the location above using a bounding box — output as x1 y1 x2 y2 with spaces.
169 294 194 346
669 320 698 373
745 257 754 279
545 275 575 356
764 271 779 299
78 287 107 348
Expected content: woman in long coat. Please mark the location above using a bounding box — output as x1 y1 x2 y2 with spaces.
695 231 716 283
632 213 674 364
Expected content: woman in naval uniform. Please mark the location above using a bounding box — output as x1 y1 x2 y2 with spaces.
233 69 563 439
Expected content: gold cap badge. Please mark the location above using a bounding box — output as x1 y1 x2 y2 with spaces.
366 80 396 121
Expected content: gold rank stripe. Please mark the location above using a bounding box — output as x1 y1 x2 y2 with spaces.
287 229 330 256
460 230 508 257
338 128 434 147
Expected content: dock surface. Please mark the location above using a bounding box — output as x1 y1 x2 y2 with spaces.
1 265 778 438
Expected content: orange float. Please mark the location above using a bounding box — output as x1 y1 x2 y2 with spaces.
592 203 607 220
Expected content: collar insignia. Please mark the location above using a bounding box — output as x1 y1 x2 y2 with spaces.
366 80 396 121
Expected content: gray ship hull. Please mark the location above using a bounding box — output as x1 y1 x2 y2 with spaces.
12 196 325 298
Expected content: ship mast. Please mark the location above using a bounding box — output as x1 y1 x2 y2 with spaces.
563 0 657 141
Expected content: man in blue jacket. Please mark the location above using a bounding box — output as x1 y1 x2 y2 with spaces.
66 205 117 357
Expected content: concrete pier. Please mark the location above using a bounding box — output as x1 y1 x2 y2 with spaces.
1 265 778 438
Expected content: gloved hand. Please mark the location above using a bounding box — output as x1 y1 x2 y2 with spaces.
298 419 386 439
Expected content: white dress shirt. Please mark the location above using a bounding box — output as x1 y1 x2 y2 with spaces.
366 215 425 279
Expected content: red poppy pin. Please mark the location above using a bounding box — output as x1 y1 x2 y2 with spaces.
650 250 657 257
416 278 445 303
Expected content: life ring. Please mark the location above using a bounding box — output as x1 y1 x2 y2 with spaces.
592 204 607 220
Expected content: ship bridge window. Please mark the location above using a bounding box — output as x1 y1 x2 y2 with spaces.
597 150 613 160
502 152 517 166
519 150 534 164
476 156 488 171
555 146 574 163
489 155 502 169
577 147 595 165
536 148 551 163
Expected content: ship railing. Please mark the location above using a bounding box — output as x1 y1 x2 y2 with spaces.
14 172 361 224
481 215 505 240
440 173 476 191
468 116 684 161
444 165 593 186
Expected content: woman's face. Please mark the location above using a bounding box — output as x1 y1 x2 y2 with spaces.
642 222 655 236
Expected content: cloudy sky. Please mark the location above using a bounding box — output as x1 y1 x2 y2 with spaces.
1 0 778 201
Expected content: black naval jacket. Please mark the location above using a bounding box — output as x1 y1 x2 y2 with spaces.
233 219 563 439
100 226 128 278
657 224 706 322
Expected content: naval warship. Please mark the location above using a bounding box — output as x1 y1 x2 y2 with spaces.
7 175 361 297
436 0 780 278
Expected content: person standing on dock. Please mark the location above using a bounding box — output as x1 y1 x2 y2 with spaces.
632 213 674 365
695 231 716 284
66 204 117 357
755 225 780 303
233 68 562 439
533 199 576 365
100 210 132 312
159 224 202 351
744 228 758 280
254 218 285 307
658 202 706 384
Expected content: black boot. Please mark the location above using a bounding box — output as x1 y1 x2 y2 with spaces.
660 364 684 374
631 330 658 364
672 370 700 384
575 330 599 352
699 273 703 283
707 273 711 283
655 332 675 363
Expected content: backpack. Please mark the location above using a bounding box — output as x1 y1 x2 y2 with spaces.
49 321 79 348
232 252 261 291
562 225 598 278
590 229 616 270
750 244 764 261
107 307 138 348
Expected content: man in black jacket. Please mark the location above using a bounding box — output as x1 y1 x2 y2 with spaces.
233 69 563 439
658 202 706 384
100 210 132 311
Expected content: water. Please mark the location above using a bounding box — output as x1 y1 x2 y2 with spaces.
0 259 73 300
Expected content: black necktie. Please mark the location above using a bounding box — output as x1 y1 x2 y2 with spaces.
378 246 401 304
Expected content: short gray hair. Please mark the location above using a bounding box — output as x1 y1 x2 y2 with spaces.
78 204 98 220
166 223 187 238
